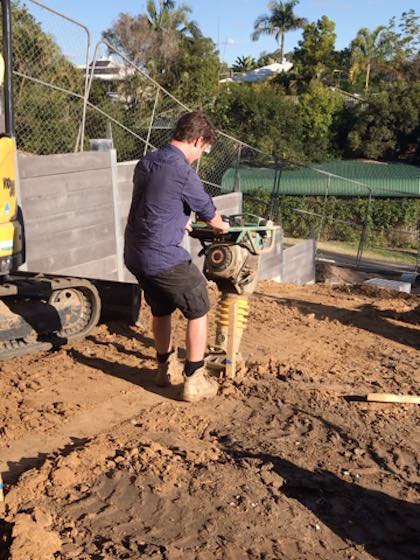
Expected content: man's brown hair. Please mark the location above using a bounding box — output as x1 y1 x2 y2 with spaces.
172 111 217 146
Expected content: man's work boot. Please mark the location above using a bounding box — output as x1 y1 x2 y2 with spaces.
155 352 184 387
181 367 219 402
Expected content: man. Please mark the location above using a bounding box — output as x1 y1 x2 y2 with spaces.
124 111 229 402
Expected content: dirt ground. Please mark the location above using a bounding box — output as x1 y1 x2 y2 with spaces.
0 274 419 560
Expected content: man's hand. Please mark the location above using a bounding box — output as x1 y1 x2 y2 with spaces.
212 223 229 235
207 211 229 234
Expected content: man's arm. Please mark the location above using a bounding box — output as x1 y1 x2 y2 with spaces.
182 170 228 233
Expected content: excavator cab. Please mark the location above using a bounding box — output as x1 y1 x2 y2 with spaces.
0 0 23 276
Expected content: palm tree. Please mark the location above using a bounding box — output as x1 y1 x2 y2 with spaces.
232 55 258 72
252 0 307 62
145 0 199 38
350 26 390 91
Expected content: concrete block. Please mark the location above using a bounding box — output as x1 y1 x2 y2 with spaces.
364 278 411 293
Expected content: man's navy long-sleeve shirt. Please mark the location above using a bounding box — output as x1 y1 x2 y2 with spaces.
124 144 216 277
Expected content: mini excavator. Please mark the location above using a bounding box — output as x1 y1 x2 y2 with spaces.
0 0 101 359
190 213 279 376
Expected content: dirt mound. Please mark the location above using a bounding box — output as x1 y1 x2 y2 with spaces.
1 282 419 559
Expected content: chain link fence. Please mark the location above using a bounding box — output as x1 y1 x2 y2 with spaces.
7 1 420 276
225 160 420 274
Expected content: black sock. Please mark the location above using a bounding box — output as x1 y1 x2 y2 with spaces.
184 360 204 377
156 349 174 363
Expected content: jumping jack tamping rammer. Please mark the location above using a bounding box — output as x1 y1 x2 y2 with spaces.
190 214 279 378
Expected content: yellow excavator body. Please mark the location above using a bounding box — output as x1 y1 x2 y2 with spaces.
0 136 22 266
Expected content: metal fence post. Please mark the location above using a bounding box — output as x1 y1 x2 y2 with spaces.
233 146 242 192
144 89 160 156
356 192 372 268
317 176 330 243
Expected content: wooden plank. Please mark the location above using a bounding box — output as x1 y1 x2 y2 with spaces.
367 393 420 404
20 168 112 200
18 151 112 179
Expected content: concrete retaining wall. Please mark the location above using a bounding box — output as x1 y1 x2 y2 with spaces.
18 151 120 280
282 239 316 285
17 151 314 285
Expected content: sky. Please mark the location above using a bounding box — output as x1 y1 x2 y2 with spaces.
25 0 416 66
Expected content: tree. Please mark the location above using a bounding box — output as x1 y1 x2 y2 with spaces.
297 80 344 161
6 1 84 154
349 25 391 91
251 0 307 62
212 82 305 161
383 10 420 81
164 34 221 108
232 56 258 72
391 9 420 60
102 0 200 79
343 82 420 161
257 49 282 67
145 0 199 35
293 16 338 84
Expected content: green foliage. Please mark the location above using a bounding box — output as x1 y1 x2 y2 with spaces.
163 34 221 109
293 16 338 84
102 1 221 109
8 1 84 154
244 190 419 247
349 25 392 91
297 80 344 161
231 56 258 72
211 82 305 161
257 49 283 67
343 81 420 161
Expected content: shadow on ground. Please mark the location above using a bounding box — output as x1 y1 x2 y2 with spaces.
224 445 420 560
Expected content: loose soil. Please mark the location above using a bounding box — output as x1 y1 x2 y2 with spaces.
0 279 419 560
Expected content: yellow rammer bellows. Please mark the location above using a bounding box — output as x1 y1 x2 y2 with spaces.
215 293 250 352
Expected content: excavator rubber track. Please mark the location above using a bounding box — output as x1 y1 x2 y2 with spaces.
0 274 101 360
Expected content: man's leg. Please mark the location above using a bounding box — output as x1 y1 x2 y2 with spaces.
152 314 172 355
182 312 218 402
152 314 183 387
186 314 207 362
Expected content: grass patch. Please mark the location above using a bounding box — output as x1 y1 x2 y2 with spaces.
285 237 418 265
